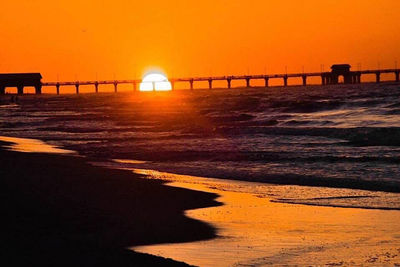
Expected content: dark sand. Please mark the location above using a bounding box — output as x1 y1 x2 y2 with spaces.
0 140 221 266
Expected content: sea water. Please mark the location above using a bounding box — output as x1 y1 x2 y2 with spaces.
1 83 400 209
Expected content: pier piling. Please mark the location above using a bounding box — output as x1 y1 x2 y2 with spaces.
17 85 24 95
190 79 194 90
227 78 232 89
264 77 269 87
246 77 251 88
35 85 42 94
376 72 381 83
302 75 307 86
283 76 288 87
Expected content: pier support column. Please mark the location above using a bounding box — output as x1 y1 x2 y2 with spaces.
357 74 361 83
132 82 137 92
376 72 381 83
395 72 399 82
208 79 212 89
344 75 352 84
56 83 60 95
246 78 251 88
227 78 231 89
264 77 269 87
0 86 5 94
283 76 288 87
17 85 24 95
302 75 307 86
95 83 99 93
35 85 42 94
75 83 79 94
152 82 156 91
331 75 339 84
114 82 118 93
170 81 175 90
321 75 326 85
189 79 194 90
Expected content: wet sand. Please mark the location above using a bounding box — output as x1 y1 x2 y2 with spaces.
2 135 400 266
134 170 400 266
0 138 220 266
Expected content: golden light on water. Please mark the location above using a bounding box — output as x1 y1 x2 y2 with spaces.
140 72 172 91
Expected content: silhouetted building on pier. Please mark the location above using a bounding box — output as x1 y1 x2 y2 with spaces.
321 64 361 85
0 73 42 94
331 64 352 84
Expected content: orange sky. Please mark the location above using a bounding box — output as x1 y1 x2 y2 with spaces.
1 0 399 81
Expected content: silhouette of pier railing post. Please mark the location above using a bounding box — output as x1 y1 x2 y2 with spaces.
208 79 213 89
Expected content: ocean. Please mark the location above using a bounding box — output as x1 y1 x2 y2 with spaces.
1 83 400 210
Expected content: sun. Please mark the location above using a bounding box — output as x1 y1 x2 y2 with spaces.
140 72 172 91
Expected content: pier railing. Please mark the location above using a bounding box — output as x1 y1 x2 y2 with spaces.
1 68 399 94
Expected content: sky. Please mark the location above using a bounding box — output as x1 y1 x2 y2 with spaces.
0 0 399 82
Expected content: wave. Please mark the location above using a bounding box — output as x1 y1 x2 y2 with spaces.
217 126 400 146
268 100 343 113
102 159 400 193
271 198 400 210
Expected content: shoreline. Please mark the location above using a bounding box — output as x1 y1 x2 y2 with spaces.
0 138 221 266
133 171 400 266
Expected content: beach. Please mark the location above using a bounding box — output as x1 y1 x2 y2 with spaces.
0 138 220 266
133 170 400 266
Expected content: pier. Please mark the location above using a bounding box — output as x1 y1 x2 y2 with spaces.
1 65 399 94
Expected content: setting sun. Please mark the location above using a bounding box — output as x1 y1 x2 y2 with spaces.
140 72 172 91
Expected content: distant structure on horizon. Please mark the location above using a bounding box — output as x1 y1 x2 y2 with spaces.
328 64 355 84
0 73 42 95
0 64 399 95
